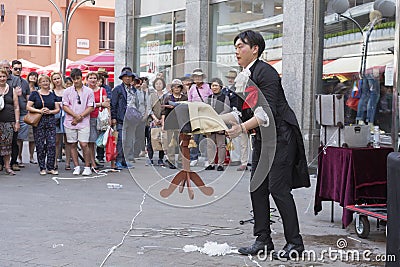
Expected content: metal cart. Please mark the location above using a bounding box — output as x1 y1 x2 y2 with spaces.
345 204 387 239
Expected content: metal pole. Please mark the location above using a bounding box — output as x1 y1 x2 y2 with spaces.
391 0 399 151
67 0 90 25
47 0 65 73
55 35 61 63
61 0 76 76
339 14 364 35
61 0 93 76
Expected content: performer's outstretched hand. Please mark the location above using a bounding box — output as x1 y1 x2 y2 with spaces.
226 121 242 139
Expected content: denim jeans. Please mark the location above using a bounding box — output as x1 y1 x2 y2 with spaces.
356 75 380 123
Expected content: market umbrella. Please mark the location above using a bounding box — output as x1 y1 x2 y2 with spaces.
37 59 74 76
67 50 114 72
17 58 43 78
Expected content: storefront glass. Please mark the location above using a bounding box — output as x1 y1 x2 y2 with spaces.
210 0 284 71
322 0 397 138
137 10 186 80
137 13 172 76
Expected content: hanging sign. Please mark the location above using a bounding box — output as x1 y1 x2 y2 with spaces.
147 40 160 73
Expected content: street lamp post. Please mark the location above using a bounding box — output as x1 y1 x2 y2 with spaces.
47 0 95 75
51 21 63 65
331 0 394 78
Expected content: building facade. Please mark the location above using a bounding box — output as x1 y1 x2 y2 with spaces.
0 0 114 67
115 0 396 160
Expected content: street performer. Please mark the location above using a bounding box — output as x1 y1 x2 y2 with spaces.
225 30 310 259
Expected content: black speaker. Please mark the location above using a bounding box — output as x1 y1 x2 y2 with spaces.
386 152 400 266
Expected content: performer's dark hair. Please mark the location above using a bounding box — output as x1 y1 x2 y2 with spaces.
234 30 265 58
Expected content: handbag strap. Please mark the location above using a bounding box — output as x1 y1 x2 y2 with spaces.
99 88 103 111
99 87 103 103
37 91 45 109
195 86 204 102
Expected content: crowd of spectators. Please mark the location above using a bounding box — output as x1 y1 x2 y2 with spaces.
0 59 251 175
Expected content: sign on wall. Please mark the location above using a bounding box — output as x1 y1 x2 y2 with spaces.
77 39 90 48
77 49 90 55
385 63 394 86
147 40 160 73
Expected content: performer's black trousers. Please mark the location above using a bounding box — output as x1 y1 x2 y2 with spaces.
250 123 303 245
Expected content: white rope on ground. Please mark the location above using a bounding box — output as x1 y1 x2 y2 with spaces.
51 168 119 185
247 255 263 267
99 174 174 267
98 129 341 266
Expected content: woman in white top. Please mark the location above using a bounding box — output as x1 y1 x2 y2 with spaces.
51 72 71 170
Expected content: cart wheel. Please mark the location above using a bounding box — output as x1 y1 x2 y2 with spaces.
355 215 370 238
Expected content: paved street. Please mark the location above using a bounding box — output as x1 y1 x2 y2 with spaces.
0 151 388 266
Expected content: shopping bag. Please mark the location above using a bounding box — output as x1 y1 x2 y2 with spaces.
151 127 167 151
96 131 105 148
97 88 110 131
106 129 118 162
97 108 109 131
103 126 111 147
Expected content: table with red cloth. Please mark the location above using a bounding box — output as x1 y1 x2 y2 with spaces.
314 146 393 228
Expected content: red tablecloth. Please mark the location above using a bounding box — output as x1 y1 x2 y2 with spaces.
314 146 393 227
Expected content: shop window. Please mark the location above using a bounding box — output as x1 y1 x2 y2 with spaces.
211 0 284 68
99 17 115 50
137 13 173 74
17 11 50 46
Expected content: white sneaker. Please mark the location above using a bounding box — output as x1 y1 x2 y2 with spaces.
204 161 209 167
82 167 92 176
190 160 198 167
73 166 81 175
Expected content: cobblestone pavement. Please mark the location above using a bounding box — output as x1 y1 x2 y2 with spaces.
0 153 388 266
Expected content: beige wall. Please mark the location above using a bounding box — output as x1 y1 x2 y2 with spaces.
0 0 114 67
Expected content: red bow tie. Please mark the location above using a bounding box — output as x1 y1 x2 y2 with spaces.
242 86 258 110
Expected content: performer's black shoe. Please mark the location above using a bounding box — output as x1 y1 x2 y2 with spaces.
273 243 304 260
238 240 274 255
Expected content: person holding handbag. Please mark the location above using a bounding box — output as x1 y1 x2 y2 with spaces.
147 77 167 166
86 72 109 171
161 79 188 169
205 78 230 171
26 75 60 175
0 67 20 175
